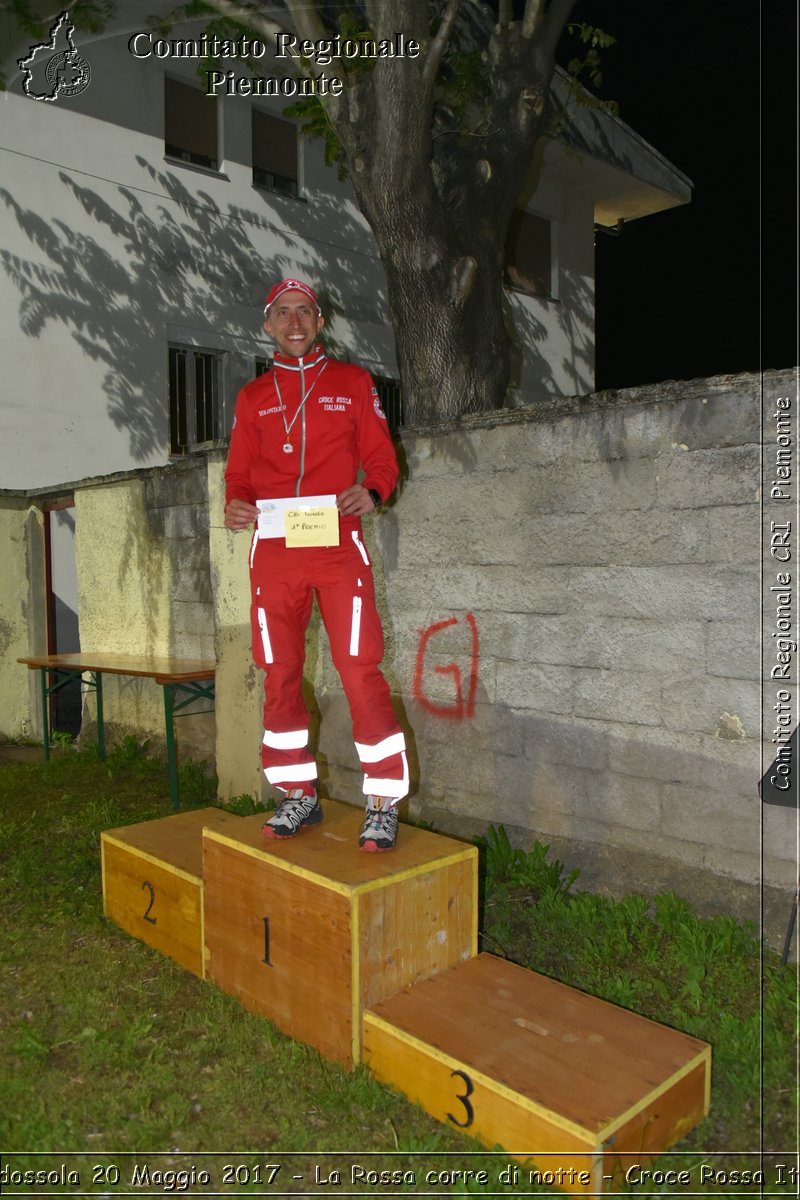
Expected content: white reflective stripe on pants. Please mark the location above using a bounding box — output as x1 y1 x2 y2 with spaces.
349 596 363 656
266 761 317 785
355 731 406 763
263 728 309 750
363 751 410 800
257 607 274 664
352 530 370 566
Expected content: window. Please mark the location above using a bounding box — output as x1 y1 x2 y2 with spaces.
255 356 271 377
373 375 404 429
505 210 552 298
165 78 218 170
252 110 298 196
168 345 225 455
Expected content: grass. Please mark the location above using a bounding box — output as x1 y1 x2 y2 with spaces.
0 748 797 1196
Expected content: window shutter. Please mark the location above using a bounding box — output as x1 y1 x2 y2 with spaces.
252 110 297 186
165 78 218 170
506 210 552 298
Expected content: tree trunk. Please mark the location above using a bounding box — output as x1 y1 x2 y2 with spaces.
282 0 575 425
338 58 518 425
379 232 510 426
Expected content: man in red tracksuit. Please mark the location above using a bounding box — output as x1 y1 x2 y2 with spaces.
224 278 408 851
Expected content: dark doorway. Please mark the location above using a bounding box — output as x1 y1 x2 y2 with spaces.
44 501 81 737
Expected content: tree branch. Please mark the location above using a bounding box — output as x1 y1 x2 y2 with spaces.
498 0 514 26
538 0 578 61
364 0 427 38
284 0 328 44
201 0 287 41
521 0 546 39
422 0 461 92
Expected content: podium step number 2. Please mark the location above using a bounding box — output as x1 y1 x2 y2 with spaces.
101 808 244 977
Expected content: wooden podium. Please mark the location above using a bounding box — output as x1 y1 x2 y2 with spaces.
363 954 711 1194
101 803 710 1182
202 801 478 1064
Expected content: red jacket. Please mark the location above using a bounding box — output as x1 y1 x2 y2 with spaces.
225 348 399 517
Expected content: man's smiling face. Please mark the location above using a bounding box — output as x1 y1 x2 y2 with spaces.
264 290 324 358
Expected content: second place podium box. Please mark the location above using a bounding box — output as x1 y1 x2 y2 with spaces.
202 800 478 1064
101 806 243 977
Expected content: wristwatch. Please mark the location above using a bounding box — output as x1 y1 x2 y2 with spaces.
367 488 382 509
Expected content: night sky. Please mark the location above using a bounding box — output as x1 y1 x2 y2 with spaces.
566 1 798 391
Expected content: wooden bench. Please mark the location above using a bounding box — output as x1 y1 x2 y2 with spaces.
18 652 215 808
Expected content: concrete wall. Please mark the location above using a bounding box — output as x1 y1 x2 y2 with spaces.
73 460 214 754
207 459 263 801
0 502 45 741
382 373 774 877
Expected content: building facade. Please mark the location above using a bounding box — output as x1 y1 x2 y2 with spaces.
1 5 690 491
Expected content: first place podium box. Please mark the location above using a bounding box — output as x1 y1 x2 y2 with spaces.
363 954 711 1195
101 807 244 977
203 800 478 1065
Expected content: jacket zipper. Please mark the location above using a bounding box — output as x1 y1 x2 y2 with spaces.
295 358 305 496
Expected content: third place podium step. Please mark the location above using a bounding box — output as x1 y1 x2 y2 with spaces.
363 953 711 1194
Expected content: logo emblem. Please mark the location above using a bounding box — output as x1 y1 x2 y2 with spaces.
18 11 91 102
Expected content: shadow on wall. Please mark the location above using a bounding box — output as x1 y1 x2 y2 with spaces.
506 263 594 402
0 155 388 464
1 146 604 467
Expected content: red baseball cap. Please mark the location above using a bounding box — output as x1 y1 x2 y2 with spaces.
263 278 320 314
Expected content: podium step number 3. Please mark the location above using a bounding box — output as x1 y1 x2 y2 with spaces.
363 954 711 1195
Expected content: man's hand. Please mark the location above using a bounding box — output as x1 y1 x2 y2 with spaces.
225 497 260 530
336 485 376 517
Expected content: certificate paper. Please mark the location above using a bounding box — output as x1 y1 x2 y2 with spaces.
257 495 339 545
284 505 340 547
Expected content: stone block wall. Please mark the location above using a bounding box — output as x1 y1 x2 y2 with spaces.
280 369 792 905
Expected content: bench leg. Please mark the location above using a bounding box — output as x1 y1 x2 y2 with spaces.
94 672 105 760
40 668 50 761
163 684 179 810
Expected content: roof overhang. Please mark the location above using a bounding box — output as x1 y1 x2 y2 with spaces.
540 68 693 226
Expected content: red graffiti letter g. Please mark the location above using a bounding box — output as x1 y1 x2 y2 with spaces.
412 613 479 719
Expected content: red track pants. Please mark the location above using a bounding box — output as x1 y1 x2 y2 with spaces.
249 527 408 799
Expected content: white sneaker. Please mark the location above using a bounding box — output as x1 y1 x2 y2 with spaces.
262 790 322 839
359 796 398 852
